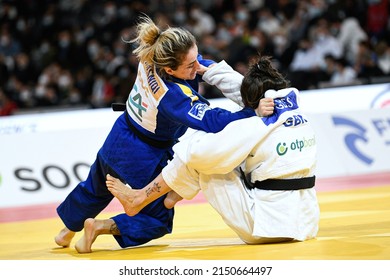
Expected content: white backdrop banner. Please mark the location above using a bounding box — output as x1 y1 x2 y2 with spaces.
0 109 119 208
1 84 390 208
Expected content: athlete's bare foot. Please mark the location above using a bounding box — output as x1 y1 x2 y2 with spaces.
164 190 183 209
75 218 97 253
106 174 145 216
54 227 75 247
75 218 117 253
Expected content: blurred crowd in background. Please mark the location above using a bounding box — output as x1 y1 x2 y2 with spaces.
1 0 390 116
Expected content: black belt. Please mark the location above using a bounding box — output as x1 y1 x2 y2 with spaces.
240 168 315 191
112 103 175 149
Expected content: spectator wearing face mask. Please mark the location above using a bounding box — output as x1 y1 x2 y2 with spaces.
329 57 358 86
288 36 327 90
329 15 368 65
310 17 343 63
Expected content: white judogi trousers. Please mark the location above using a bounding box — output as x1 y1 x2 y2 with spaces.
163 146 319 244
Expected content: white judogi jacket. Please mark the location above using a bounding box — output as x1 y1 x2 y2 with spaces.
162 61 320 244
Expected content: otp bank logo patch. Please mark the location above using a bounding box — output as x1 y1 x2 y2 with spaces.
276 137 316 156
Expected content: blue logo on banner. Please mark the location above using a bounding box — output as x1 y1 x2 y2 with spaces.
332 116 373 165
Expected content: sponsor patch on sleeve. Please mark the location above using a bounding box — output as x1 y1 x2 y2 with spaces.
188 103 211 120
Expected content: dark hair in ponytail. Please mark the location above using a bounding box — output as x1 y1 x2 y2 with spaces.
240 55 290 109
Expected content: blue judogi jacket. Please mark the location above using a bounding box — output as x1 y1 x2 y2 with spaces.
57 55 256 247
100 55 256 189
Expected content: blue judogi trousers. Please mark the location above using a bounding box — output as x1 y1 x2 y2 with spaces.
57 113 174 247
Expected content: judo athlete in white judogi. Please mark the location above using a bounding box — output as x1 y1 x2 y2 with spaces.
107 55 320 244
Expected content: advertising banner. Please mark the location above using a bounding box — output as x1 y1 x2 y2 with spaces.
1 84 390 208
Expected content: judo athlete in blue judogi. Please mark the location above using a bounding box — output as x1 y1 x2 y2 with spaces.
54 15 265 253
106 55 319 245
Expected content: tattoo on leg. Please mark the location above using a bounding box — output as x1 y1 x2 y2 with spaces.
110 223 121 235
145 182 162 197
